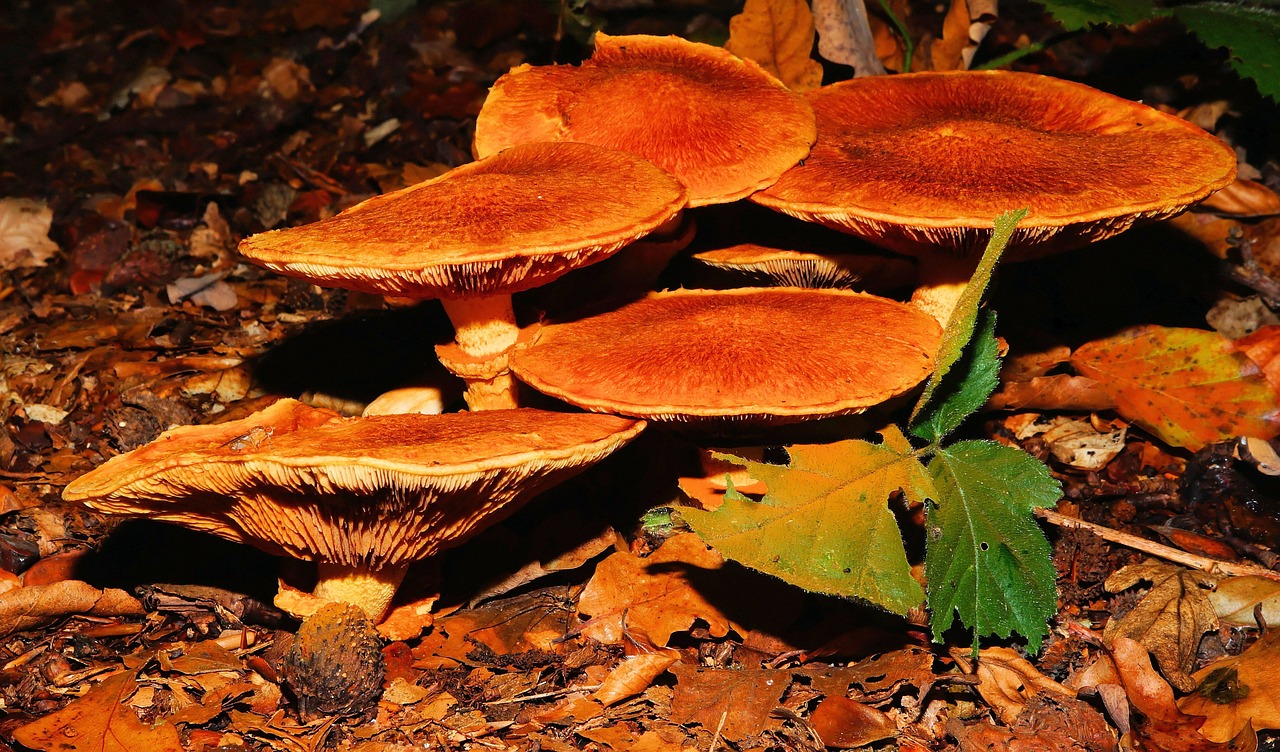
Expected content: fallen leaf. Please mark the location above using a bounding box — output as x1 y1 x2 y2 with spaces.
1041 418 1128 470
670 663 789 742
0 580 145 638
1111 636 1258 751
952 646 1074 725
579 724 699 752
1201 177 1280 217
1071 326 1280 451
14 670 185 752
592 650 679 707
1235 325 1280 392
1104 560 1220 692
577 533 737 646
812 0 886 76
810 695 897 747
952 693 1117 752
1209 575 1280 627
726 0 824 92
0 198 60 270
986 374 1118 411
1181 627 1280 740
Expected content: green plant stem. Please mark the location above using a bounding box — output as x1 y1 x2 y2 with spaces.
974 30 1084 70
877 0 915 72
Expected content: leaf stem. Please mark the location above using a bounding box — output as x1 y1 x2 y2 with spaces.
876 0 915 72
974 30 1084 70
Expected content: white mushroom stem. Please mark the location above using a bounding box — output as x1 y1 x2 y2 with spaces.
908 254 981 328
312 563 410 622
439 295 521 410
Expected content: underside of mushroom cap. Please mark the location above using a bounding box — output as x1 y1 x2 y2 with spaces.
752 70 1238 259
509 287 941 425
237 141 687 298
63 399 646 570
475 33 816 207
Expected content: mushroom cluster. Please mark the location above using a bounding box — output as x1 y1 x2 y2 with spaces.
65 33 1237 633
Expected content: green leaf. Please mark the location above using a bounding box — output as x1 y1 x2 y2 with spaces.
911 208 1027 428
911 309 1001 444
925 440 1060 651
680 426 931 614
1030 0 1160 30
1172 2 1280 101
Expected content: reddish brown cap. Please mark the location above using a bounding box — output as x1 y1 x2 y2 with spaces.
509 287 941 424
63 399 646 568
238 141 686 298
474 33 816 207
753 70 1238 258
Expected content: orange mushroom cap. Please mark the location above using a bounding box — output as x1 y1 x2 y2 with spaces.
237 141 687 298
753 70 1238 258
474 33 816 207
692 243 915 290
509 287 941 425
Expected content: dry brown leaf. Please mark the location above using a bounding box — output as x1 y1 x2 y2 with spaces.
810 695 897 748
592 651 679 707
577 533 737 646
798 645 937 698
812 0 886 76
726 0 824 92
1181 628 1280 740
1209 575 1280 627
1111 636 1258 751
1201 177 1280 218
1104 560 1220 692
579 724 699 752
14 670 185 752
670 663 789 742
987 375 1117 412
0 580 145 638
1236 325 1280 392
953 646 1074 725
929 0 973 70
0 198 60 270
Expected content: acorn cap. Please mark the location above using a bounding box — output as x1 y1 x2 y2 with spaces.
509 287 941 424
237 141 687 298
474 33 816 207
753 70 1238 258
692 243 915 290
63 399 646 570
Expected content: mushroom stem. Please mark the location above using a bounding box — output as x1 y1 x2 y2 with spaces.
438 295 521 410
312 562 410 622
908 254 981 327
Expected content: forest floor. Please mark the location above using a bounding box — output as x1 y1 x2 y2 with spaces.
2 0 1280 750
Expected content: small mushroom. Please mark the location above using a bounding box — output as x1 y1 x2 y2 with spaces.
239 142 686 410
752 70 1238 324
692 243 914 291
63 399 646 621
510 287 941 428
475 32 816 207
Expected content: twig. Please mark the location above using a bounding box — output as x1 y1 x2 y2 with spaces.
708 709 729 752
484 684 601 706
1036 507 1280 581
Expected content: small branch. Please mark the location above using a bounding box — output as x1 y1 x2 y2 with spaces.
1036 507 1280 581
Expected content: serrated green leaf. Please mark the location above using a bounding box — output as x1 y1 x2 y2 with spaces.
911 310 1001 444
1030 0 1160 30
911 209 1027 428
1172 2 1280 101
925 440 1060 651
680 426 931 614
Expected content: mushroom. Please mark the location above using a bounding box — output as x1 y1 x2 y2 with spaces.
751 70 1238 324
239 141 686 410
509 287 941 428
62 399 646 621
691 243 914 291
474 32 816 207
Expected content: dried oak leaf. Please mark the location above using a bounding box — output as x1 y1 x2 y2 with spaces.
1180 628 1280 740
0 580 144 638
1104 560 1220 692
14 670 185 752
1111 636 1258 751
670 662 790 742
726 0 824 92
577 533 737 647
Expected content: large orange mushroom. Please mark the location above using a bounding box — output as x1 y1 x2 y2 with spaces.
63 399 645 622
752 70 1238 324
475 33 816 208
239 141 686 410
